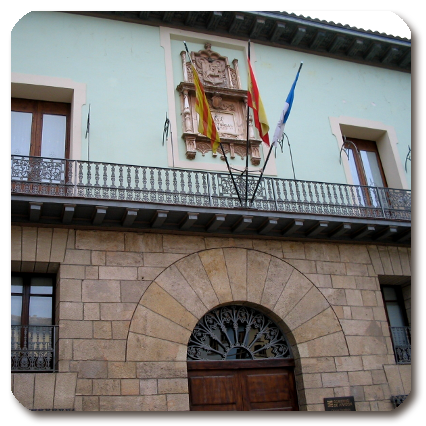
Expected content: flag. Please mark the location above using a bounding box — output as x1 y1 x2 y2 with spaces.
272 63 302 146
191 63 220 153
247 58 270 146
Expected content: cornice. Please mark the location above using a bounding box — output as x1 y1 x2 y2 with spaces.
67 11 411 73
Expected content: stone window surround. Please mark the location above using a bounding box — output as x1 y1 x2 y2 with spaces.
329 115 408 190
159 26 278 176
11 72 87 161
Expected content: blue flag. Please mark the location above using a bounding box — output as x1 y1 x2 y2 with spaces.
272 62 303 146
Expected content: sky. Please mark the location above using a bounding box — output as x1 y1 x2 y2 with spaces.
285 10 411 39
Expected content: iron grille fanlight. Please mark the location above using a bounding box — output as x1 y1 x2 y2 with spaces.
187 305 292 361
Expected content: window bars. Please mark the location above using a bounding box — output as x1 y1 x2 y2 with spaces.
390 326 411 364
187 305 292 361
11 325 58 372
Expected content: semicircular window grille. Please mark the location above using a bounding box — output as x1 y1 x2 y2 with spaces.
187 305 292 361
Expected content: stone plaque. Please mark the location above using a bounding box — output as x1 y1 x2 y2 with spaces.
212 112 236 135
324 396 356 411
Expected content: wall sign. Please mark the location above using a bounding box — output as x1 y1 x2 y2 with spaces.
324 396 356 411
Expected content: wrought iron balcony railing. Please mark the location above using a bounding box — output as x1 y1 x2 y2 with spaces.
11 325 58 372
11 155 411 221
390 326 411 364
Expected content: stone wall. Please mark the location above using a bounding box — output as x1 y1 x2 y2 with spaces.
11 372 77 410
10 226 411 411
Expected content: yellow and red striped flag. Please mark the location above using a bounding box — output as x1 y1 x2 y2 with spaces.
247 58 270 146
191 63 221 153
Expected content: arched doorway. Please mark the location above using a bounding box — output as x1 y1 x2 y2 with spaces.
187 305 299 411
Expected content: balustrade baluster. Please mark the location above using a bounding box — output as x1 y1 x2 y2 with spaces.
281 180 289 211
187 171 194 204
93 163 100 198
94 164 100 186
150 169 156 202
274 180 282 202
205 173 212 207
319 183 327 215
211 173 218 207
325 183 334 215
337 184 346 216
165 169 172 203
23 327 28 350
288 180 294 204
134 167 140 201
293 180 300 212
134 167 140 190
307 181 315 213
354 185 364 216
172 170 179 204
102 164 108 198
300 181 308 213
118 165 124 200
126 166 133 200
158 169 164 202
331 183 339 214
265 178 272 210
77 162 84 197
142 169 148 201
180 171 186 204
118 166 124 189
86 163 92 198
109 164 117 200
342 185 351 215
65 160 74 196
139 168 145 191
194 172 201 205
110 165 116 188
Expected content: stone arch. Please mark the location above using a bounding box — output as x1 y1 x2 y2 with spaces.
126 247 349 368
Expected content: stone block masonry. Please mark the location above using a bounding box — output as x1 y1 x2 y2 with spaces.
11 227 411 411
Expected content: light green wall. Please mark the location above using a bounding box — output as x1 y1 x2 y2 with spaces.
12 12 170 168
11 12 411 187
253 44 411 186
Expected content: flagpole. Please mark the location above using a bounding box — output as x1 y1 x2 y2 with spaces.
250 144 273 204
245 40 251 208
183 41 243 206
219 143 242 205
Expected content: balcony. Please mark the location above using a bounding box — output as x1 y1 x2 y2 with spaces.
390 326 411 364
11 155 411 243
11 325 58 372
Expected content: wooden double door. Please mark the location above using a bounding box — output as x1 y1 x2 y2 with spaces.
187 359 299 411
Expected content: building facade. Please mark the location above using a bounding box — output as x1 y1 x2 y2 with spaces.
11 11 411 412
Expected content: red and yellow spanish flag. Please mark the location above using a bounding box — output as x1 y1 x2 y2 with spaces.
191 63 220 153
247 58 270 146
